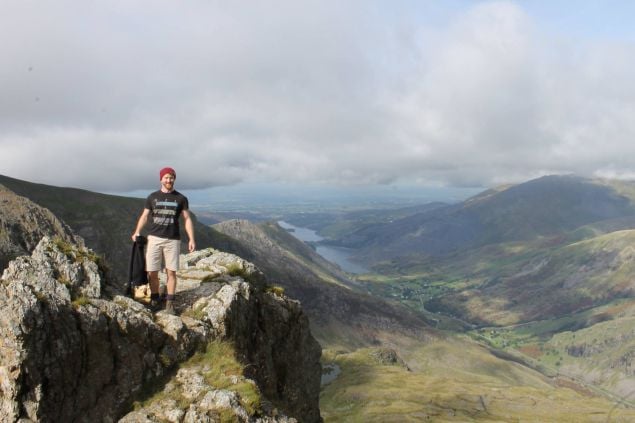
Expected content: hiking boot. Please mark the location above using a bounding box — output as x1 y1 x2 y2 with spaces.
164 300 175 315
159 285 167 303
149 298 162 312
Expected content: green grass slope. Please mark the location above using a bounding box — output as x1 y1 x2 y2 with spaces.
469 297 635 400
426 230 635 326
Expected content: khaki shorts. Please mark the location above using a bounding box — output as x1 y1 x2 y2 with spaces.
146 236 180 272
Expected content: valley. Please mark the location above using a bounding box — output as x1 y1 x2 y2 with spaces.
273 175 635 419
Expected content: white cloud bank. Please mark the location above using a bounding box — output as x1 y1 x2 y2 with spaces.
2 1 635 191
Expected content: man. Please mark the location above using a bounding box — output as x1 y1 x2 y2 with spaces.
132 167 196 314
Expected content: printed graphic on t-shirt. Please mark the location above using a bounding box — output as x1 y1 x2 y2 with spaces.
153 200 178 226
145 190 188 240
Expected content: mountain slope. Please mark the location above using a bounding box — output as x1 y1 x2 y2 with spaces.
543 304 635 399
426 230 635 326
320 335 635 421
0 184 78 270
334 175 635 264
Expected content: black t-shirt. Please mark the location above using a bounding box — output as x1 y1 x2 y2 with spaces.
144 190 189 240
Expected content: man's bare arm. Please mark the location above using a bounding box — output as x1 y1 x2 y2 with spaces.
131 209 151 241
182 209 196 252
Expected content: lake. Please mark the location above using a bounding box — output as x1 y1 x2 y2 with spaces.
278 221 369 274
321 363 341 386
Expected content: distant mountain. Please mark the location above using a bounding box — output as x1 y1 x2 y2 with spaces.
282 202 448 239
0 174 249 291
330 175 635 327
334 175 635 265
213 219 432 347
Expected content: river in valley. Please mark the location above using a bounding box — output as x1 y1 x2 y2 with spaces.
278 221 369 274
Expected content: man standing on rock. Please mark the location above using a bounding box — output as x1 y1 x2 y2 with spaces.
132 167 196 314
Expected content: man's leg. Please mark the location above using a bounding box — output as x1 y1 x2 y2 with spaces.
164 270 177 314
147 270 162 309
145 236 164 310
163 240 180 315
148 270 160 294
166 269 177 295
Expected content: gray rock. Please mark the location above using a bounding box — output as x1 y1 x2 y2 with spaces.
0 241 321 423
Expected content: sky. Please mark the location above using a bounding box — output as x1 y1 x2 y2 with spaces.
3 0 635 197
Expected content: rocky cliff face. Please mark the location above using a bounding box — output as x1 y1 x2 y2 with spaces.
0 238 321 422
0 185 78 271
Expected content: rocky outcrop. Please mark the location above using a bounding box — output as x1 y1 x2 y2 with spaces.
0 185 78 271
0 238 322 422
369 348 410 370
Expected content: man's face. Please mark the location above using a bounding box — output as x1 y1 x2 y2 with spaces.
161 173 175 191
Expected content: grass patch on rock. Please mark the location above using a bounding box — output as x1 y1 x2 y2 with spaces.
225 262 260 284
52 237 109 274
265 284 285 297
182 303 207 320
71 296 90 309
201 274 218 283
130 341 262 416
185 340 262 415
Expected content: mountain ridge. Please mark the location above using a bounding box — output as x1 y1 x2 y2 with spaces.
331 175 635 265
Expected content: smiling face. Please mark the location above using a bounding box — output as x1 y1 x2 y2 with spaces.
160 173 175 192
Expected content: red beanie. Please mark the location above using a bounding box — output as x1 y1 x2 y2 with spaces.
159 167 176 180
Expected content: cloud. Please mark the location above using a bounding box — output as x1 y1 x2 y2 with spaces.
394 1 635 186
2 1 635 192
